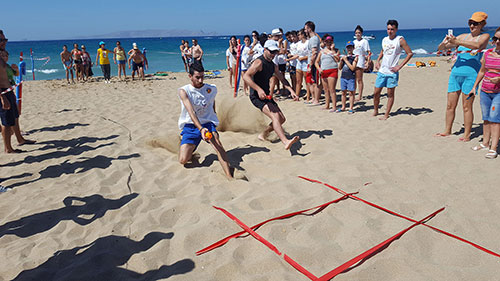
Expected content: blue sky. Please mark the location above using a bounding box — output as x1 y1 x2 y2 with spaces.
3 0 499 41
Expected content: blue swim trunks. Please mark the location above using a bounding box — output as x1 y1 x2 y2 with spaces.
375 72 399 89
117 60 126 65
340 78 355 91
180 122 217 148
447 74 477 94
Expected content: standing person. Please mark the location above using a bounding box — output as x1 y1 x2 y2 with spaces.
249 32 266 61
180 40 188 72
182 41 192 71
95 41 114 83
81 45 92 81
270 28 288 96
243 40 300 150
436 12 490 141
113 41 127 80
60 45 74 84
191 39 203 66
304 21 321 105
291 29 309 101
372 20 413 120
286 31 298 93
338 41 358 113
315 34 340 111
241 35 252 95
71 43 83 82
178 62 233 179
128 43 146 81
353 25 371 101
0 30 35 154
470 27 500 158
226 36 237 88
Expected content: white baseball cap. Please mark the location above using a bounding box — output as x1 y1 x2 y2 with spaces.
132 42 138 49
264 40 279 51
271 28 282 36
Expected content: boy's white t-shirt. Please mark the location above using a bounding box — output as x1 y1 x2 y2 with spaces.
178 83 219 129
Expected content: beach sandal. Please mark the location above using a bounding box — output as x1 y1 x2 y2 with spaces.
336 109 342 113
0 185 7 193
348 109 354 114
485 150 498 159
471 143 488 151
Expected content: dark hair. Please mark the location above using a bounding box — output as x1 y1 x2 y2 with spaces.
298 29 307 38
63 45 67 48
387 20 399 28
305 21 316 32
495 27 500 33
322 33 333 41
181 40 185 43
244 35 250 40
355 25 364 33
192 39 198 43
189 61 204 75
116 41 121 44
258 33 267 45
252 30 259 37
279 28 283 33
285 31 291 37
230 36 237 40
290 30 297 36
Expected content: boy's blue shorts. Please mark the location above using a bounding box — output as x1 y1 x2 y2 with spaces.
180 122 217 149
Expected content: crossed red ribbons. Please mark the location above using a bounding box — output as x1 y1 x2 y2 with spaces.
197 176 500 280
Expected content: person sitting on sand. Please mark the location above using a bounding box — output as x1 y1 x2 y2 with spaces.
436 11 490 141
60 45 74 84
178 62 233 179
243 40 300 150
128 43 146 81
372 19 413 120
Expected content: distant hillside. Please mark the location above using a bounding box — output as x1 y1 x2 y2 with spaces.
82 29 217 39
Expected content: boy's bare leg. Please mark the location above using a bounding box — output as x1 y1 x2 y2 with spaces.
380 87 395 120
373 87 383 116
261 104 299 150
179 143 196 164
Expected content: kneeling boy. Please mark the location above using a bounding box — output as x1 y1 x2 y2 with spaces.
178 62 233 179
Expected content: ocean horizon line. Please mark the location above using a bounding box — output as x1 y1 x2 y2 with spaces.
9 26 478 43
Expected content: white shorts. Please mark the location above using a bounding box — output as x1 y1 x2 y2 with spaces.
297 60 308 72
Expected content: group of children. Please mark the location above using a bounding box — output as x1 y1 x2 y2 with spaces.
225 25 374 114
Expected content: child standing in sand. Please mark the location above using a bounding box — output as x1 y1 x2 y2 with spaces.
178 62 233 179
338 41 358 113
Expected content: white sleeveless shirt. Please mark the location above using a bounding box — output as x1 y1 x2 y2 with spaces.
379 35 403 75
178 83 219 129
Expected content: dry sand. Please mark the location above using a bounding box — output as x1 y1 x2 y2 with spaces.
1 58 499 280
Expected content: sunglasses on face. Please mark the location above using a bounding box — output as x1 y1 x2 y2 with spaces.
270 50 279 54
0 38 8 43
492 36 499 42
468 20 480 26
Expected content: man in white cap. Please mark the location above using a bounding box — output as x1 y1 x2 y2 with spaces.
127 43 146 80
269 28 289 97
243 40 300 150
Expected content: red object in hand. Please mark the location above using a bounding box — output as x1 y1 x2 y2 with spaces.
205 132 213 140
266 95 272 100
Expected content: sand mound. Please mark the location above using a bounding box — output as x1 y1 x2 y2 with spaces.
216 95 268 133
147 131 181 154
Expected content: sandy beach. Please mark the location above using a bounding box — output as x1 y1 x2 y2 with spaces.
1 58 500 280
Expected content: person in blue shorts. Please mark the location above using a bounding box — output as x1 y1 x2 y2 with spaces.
373 20 413 120
178 62 233 179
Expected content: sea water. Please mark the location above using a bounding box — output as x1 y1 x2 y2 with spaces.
5 28 496 81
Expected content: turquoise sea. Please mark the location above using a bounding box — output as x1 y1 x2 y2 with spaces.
5 27 497 81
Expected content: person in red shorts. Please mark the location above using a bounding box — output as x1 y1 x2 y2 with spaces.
315 34 340 111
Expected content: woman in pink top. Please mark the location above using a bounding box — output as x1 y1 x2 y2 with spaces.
470 27 500 159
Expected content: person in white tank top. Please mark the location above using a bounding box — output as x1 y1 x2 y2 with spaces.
372 20 413 120
353 25 372 101
178 63 234 179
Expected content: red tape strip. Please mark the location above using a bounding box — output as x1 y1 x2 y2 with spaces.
214 206 319 280
299 176 500 259
317 208 444 280
196 194 351 256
